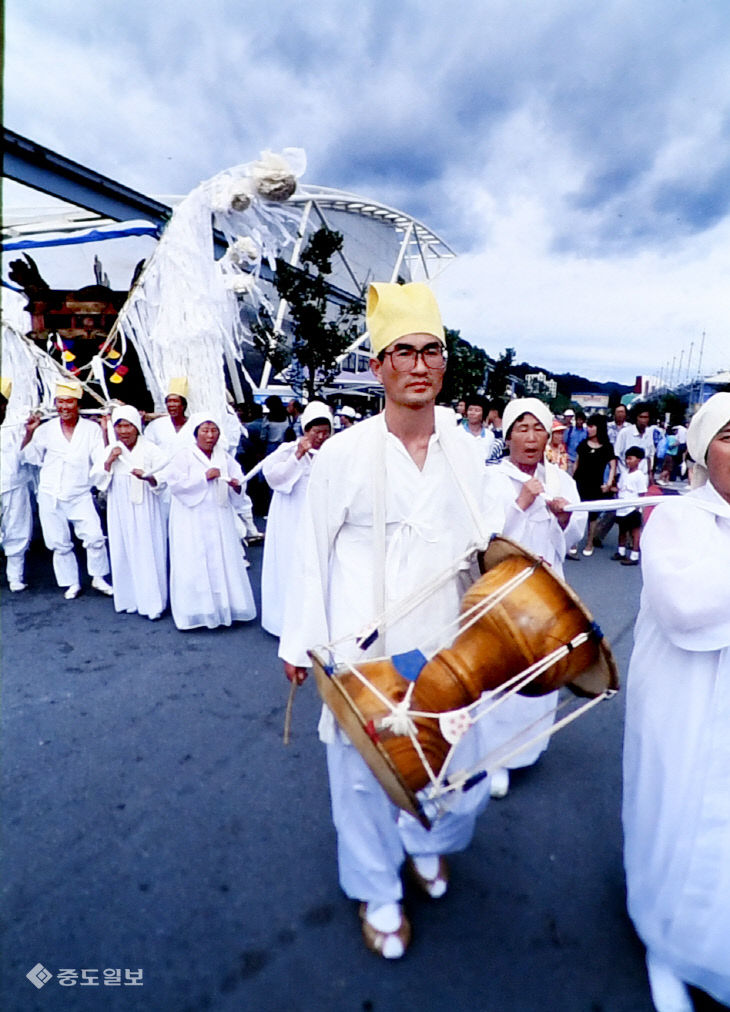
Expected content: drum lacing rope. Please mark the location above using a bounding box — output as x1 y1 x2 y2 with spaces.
379 682 417 737
435 690 613 803
423 563 539 662
325 545 480 656
432 631 595 789
334 656 446 791
335 629 599 801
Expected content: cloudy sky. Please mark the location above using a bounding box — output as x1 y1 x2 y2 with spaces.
5 0 730 384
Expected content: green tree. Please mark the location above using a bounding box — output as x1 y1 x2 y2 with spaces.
251 227 364 400
487 347 515 399
440 328 490 402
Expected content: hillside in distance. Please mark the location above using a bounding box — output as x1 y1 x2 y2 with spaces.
513 361 633 400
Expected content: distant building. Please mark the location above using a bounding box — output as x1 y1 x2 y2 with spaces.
525 371 557 398
573 392 609 411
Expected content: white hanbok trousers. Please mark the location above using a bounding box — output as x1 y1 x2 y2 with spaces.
37 491 109 587
326 722 493 906
1 485 32 582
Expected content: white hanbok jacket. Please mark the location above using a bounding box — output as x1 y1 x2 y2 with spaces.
623 481 730 1004
479 458 585 768
279 411 500 740
260 441 314 637
91 437 168 619
22 417 103 503
164 444 256 630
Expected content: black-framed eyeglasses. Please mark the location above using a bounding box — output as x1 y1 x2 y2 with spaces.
382 343 447 372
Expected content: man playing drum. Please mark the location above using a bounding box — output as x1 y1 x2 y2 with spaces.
279 282 499 958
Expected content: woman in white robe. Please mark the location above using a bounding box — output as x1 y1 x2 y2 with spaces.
260 401 332 636
482 398 585 797
91 405 168 620
622 392 730 1012
165 413 256 631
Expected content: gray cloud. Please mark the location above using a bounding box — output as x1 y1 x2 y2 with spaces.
5 0 730 381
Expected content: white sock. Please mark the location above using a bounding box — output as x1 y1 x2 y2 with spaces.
618 546 627 556
365 902 402 933
630 550 639 561
411 854 440 880
646 952 692 1012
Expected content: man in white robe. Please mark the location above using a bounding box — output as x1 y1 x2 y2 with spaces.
91 405 168 620
260 401 332 636
482 398 585 798
1 380 33 591
165 413 256 630
279 282 498 959
623 392 730 1012
21 378 112 600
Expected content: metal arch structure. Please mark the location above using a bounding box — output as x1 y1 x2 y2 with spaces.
255 184 457 393
290 185 457 284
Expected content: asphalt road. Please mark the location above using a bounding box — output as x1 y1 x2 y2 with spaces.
1 520 724 1011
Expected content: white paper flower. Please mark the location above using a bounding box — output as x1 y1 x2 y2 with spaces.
211 177 254 214
250 150 304 202
228 236 260 265
225 274 257 295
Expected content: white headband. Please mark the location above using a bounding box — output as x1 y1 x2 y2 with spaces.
686 392 730 487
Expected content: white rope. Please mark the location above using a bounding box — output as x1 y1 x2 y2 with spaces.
325 545 479 654
432 691 613 803
331 627 599 805
423 563 538 662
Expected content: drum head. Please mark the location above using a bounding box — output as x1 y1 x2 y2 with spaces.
309 650 432 829
479 535 620 697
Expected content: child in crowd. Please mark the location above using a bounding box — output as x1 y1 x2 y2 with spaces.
613 446 648 566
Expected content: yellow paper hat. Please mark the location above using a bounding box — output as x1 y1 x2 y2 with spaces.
366 282 444 357
167 377 189 398
0 377 12 400
55 377 83 399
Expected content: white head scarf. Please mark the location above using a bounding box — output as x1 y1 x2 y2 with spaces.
502 397 559 496
187 411 230 503
686 392 730 488
111 405 142 432
502 397 553 440
301 401 333 432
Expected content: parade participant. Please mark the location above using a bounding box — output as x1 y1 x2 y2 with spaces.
622 392 730 1011
20 378 112 600
480 397 585 798
91 405 168 620
0 380 33 592
143 378 190 453
573 413 616 556
165 412 256 630
458 394 495 465
279 282 498 959
260 401 332 637
612 447 648 565
338 404 357 429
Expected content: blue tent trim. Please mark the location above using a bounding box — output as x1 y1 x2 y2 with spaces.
3 225 159 252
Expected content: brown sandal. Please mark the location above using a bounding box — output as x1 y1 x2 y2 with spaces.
358 903 411 959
